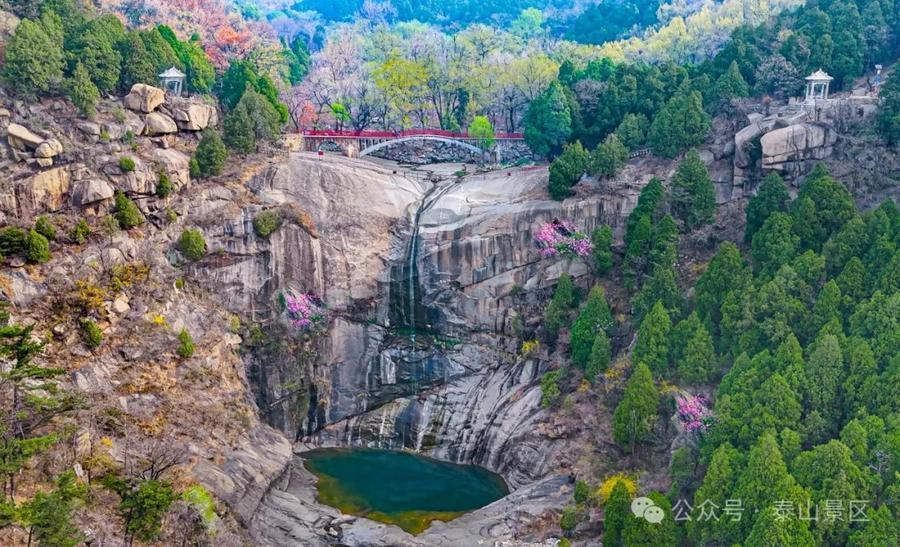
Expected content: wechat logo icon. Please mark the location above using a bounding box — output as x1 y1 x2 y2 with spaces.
631 497 665 524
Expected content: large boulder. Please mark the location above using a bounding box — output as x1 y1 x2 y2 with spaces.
35 138 63 159
143 112 178 136
761 123 837 171
124 84 166 113
152 148 191 188
7 123 44 151
18 166 71 214
172 103 218 131
71 178 115 206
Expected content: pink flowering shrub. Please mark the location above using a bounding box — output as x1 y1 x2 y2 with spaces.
534 220 593 259
282 292 326 331
676 394 714 433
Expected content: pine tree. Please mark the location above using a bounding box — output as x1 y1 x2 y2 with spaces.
20 472 86 547
620 492 677 546
195 130 228 177
848 506 899 546
591 225 613 275
751 212 798 277
118 32 158 92
836 256 868 304
544 273 575 340
790 165 856 251
678 322 716 384
669 311 702 366
2 18 65 98
671 149 716 230
612 363 659 452
695 241 748 332
822 215 868 275
548 141 590 200
603 480 631 547
631 264 682 325
714 60 750 103
223 103 256 153
590 133 629 178
67 63 100 119
69 15 125 94
689 443 743 545
877 69 900 143
633 301 671 375
810 280 842 334
570 285 613 369
648 91 711 158
842 338 878 417
624 215 653 288
524 80 572 158
614 113 649 151
745 172 789 243
733 433 808 538
585 330 612 382
114 191 144 229
805 333 845 437
745 506 816 547
25 229 51 264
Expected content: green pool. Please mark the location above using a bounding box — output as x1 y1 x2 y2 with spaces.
302 447 509 534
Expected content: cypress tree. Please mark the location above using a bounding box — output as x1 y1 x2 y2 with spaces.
671 149 716 230
591 133 629 178
570 285 613 369
195 130 229 177
678 321 716 384
751 212 799 277
714 60 750 102
603 480 631 547
523 80 572 158
612 363 659 452
585 330 612 382
695 241 748 331
620 492 677 546
648 91 710 158
2 18 65 98
614 113 649 151
689 443 743 545
745 171 789 243
67 63 100 119
223 104 256 153
633 301 671 375
591 225 614 275
805 334 845 436
544 273 575 340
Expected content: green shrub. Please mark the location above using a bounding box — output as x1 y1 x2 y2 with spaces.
574 480 590 505
70 219 91 244
164 208 178 224
34 215 56 240
25 229 51 263
114 191 144 229
177 328 195 358
178 228 206 261
559 505 580 532
189 157 200 179
81 318 103 348
101 215 120 236
195 130 228 177
156 172 173 198
0 226 26 256
252 210 282 237
118 157 136 172
540 369 564 408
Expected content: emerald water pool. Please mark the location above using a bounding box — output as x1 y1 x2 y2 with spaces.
302 447 509 534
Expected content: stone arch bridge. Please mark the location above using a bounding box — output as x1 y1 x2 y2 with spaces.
299 129 528 161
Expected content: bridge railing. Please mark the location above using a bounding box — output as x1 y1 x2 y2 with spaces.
300 129 525 139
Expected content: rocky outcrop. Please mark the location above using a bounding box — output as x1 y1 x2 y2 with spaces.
152 148 192 188
761 123 837 174
7 123 64 166
169 100 218 131
143 112 178 135
70 178 114 206
193 424 293 526
124 83 166 113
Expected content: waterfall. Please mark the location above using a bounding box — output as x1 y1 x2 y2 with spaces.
415 397 433 452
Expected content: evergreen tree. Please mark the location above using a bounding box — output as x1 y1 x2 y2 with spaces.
612 363 659 452
678 321 716 384
836 256 868 304
847 505 899 546
118 32 158 92
648 91 710 158
842 337 879 417
790 164 855 251
591 225 613 275
69 14 125 94
603 480 631 547
745 172 789 243
744 506 815 547
195 130 228 177
2 18 65 98
20 472 86 547
544 273 575 340
223 104 256 153
633 301 671 375
669 311 702 366
631 264 682 324
751 212 799 277
624 215 652 288
810 280 842 334
220 59 260 110
67 63 99 119
714 60 750 103
614 113 649 151
805 334 845 439
822 215 868 275
585 330 612 382
695 241 748 334
548 141 590 200
524 80 572 158
620 492 677 546
570 285 613 369
25 229 51 264
590 133 628 178
689 443 743 545
733 433 809 538
671 149 716 230
626 178 665 246
877 69 900 143
105 477 176 544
